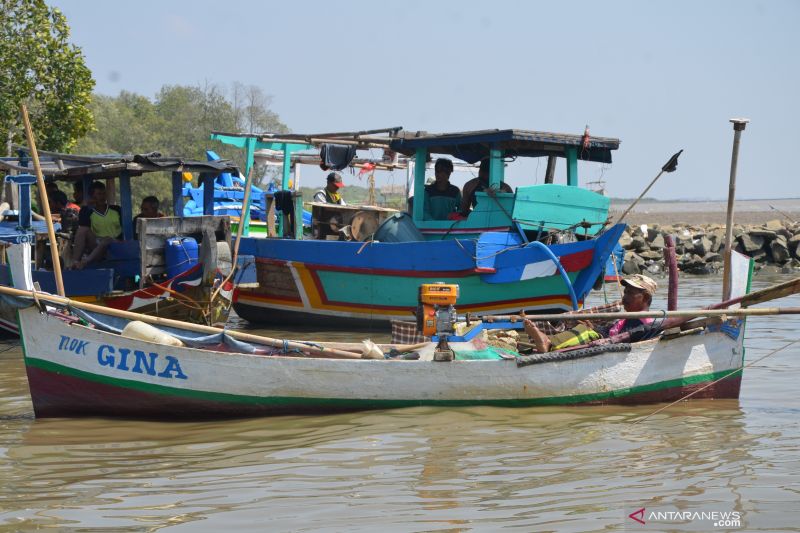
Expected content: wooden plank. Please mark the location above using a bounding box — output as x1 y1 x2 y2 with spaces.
199 229 217 284
139 216 229 236
545 155 557 183
266 194 276 237
171 171 184 216
119 170 133 240
139 217 147 288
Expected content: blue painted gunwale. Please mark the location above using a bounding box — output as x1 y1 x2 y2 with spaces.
239 231 606 272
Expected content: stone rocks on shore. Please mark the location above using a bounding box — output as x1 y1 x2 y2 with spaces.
616 219 800 276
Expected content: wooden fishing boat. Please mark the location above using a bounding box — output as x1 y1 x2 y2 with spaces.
2 236 768 419
0 152 239 335
212 128 628 325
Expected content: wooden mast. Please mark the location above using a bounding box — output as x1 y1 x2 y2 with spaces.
722 118 749 301
19 104 65 297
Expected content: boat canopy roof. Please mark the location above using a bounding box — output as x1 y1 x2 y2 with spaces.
0 149 239 182
388 129 620 164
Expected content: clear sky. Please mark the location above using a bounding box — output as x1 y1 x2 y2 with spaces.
51 0 799 199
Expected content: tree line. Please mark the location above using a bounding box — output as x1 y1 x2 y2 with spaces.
2 0 409 214
2 0 290 212
74 84 288 211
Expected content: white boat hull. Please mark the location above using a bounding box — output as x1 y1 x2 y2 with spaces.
18 305 745 419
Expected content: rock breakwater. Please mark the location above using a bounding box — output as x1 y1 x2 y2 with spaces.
617 218 800 276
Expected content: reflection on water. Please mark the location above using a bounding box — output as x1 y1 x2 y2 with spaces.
1 275 799 531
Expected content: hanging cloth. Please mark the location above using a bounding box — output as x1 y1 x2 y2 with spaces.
320 144 357 171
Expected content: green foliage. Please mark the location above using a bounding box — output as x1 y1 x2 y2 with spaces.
73 83 288 213
0 0 95 154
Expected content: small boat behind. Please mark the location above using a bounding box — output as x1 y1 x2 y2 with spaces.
212 127 629 326
0 151 240 334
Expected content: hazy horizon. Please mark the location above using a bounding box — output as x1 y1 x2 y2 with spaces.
50 0 800 199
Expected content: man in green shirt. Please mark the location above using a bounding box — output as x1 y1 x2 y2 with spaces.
423 158 462 220
71 181 122 269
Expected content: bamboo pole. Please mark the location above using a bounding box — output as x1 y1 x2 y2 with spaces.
0 283 364 359
486 307 800 323
210 165 254 306
257 136 391 148
497 276 800 324
722 118 750 301
739 276 800 307
19 104 65 297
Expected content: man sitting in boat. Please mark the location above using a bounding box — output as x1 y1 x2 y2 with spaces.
423 158 462 220
524 274 658 352
133 196 164 239
459 158 513 215
71 181 122 269
49 190 81 240
134 196 164 223
314 172 346 205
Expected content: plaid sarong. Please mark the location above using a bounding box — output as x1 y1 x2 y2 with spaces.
529 300 624 335
391 320 428 344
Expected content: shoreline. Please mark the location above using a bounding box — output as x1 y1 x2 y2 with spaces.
614 210 800 227
609 198 799 226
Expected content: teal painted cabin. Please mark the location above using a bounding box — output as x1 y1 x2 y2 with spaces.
212 127 625 325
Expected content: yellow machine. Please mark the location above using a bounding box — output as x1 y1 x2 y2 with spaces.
417 283 459 361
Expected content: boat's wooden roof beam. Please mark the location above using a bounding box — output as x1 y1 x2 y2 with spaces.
0 148 239 181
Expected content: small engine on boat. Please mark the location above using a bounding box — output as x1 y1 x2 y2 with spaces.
417 283 459 362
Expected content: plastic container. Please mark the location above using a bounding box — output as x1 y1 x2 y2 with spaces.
373 212 425 243
165 236 199 279
121 320 184 347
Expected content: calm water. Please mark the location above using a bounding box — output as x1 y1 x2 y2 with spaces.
1 275 799 532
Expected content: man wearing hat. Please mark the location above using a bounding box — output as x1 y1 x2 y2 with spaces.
314 172 346 205
524 274 659 352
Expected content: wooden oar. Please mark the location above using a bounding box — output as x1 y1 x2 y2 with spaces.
0 284 364 359
485 307 800 323
737 277 800 307
657 276 800 331
485 276 800 324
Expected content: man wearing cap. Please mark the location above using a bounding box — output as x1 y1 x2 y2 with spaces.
314 172 347 205
423 158 462 220
523 274 659 352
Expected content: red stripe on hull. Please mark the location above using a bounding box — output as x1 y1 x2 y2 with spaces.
233 288 302 305
234 291 577 314
24 366 289 419
256 251 592 277
559 249 593 271
420 226 510 234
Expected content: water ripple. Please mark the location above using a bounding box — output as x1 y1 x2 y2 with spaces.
0 275 799 530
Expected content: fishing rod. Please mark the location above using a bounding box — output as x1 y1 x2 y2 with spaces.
612 150 683 226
